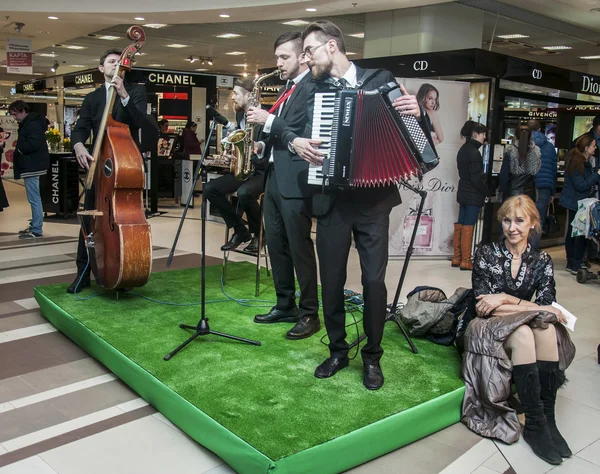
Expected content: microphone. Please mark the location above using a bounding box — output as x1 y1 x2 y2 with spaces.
206 105 234 130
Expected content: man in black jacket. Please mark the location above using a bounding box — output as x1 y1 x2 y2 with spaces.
292 20 422 390
246 32 320 340
204 79 266 254
68 48 149 293
9 100 49 239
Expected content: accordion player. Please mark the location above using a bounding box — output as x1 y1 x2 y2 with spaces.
308 82 439 188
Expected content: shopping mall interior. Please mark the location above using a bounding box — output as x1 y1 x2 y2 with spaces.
1 1 600 473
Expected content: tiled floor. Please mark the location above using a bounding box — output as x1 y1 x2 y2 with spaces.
1 179 599 474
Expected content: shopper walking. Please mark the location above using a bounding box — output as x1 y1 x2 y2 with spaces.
453 120 490 270
9 100 49 239
559 135 600 274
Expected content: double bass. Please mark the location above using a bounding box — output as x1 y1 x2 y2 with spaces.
78 26 152 290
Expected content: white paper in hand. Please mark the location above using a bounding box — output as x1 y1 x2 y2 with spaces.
552 302 577 332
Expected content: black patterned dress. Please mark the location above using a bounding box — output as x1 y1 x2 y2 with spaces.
472 240 556 306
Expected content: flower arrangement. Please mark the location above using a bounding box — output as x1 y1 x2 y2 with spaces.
46 128 61 151
62 137 71 151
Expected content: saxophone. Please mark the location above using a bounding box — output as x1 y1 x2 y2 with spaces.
227 69 282 181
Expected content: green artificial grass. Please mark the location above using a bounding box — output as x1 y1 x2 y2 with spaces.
35 262 464 463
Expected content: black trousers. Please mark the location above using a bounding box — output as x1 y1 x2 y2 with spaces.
316 197 390 364
76 188 95 276
204 172 264 235
264 167 319 319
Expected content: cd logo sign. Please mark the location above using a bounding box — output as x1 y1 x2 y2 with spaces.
532 69 542 79
413 61 428 71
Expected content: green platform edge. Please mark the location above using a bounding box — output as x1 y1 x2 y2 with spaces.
35 288 465 474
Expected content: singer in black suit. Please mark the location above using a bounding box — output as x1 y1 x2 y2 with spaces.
246 32 320 340
293 21 425 390
204 79 266 254
68 48 149 294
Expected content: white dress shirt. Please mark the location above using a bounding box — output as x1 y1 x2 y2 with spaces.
105 81 130 107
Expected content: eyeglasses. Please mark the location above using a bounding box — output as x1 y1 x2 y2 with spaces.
303 41 328 58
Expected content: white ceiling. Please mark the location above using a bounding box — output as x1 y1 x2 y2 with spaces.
1 0 600 87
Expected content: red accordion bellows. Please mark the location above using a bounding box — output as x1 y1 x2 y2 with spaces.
351 91 422 187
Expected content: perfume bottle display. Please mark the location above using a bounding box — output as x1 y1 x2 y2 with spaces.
403 207 434 250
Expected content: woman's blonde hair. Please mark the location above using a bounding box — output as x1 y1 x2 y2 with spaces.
497 195 541 239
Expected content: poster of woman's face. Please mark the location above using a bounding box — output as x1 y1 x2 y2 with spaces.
416 83 443 146
545 124 556 146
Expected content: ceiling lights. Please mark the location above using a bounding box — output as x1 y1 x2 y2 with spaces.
61 45 86 50
581 55 600 59
216 33 243 39
50 61 59 73
48 16 58 20
186 56 198 63
232 63 248 67
282 20 310 26
306 8 317 12
348 33 364 38
70 64 85 67
195 68 208 72
346 52 357 55
38 53 57 57
148 63 165 67
134 17 145 21
143 24 168 29
225 51 245 55
99 35 120 40
542 46 572 50
496 34 529 39
166 44 189 48
220 14 231 18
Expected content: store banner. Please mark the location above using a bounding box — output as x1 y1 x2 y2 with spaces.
6 38 33 75
0 116 19 179
388 78 470 257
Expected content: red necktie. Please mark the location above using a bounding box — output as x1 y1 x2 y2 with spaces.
269 83 296 114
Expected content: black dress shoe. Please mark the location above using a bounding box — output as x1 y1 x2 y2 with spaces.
254 306 299 324
315 356 349 379
363 362 384 390
67 274 91 294
221 232 251 251
243 236 263 254
286 316 320 340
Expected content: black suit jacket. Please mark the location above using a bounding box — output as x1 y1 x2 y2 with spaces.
308 66 402 215
71 82 148 150
260 72 315 199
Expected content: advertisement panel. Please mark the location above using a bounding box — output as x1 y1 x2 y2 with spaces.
388 78 470 257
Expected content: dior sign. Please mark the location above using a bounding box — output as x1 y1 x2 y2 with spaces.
582 75 600 95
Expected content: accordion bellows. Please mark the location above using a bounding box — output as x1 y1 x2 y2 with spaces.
309 82 439 188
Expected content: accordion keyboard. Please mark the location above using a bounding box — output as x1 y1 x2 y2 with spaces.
308 92 337 186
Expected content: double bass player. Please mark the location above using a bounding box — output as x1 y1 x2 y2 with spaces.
69 47 149 293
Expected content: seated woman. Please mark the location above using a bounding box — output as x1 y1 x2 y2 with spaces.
461 195 575 466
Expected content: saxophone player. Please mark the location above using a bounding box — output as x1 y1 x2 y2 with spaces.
246 32 320 340
204 79 266 253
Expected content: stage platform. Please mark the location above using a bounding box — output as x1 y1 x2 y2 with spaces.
34 261 465 474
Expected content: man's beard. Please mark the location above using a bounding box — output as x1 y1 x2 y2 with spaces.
233 103 244 113
310 58 332 80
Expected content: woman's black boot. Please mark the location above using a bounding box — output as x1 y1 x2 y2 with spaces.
513 363 563 465
537 360 572 458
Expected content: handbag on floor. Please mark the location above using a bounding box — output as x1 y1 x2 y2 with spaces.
542 202 560 236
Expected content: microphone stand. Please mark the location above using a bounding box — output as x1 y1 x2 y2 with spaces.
348 181 424 354
165 119 261 361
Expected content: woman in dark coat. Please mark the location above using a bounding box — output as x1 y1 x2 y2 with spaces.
453 121 490 270
182 121 205 157
499 124 541 202
558 134 600 274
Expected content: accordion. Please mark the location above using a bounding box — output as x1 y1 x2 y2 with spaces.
308 82 439 188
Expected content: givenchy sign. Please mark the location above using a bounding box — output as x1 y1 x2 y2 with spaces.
148 73 197 86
